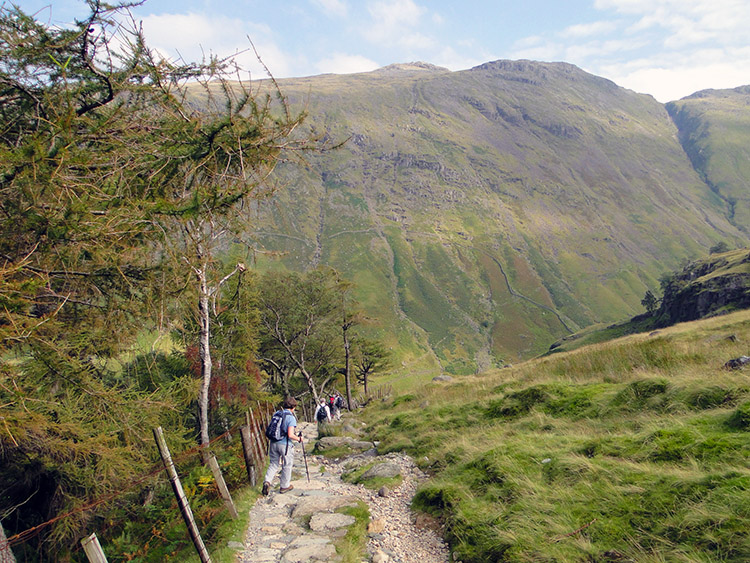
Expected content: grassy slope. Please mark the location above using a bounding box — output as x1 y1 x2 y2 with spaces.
548 248 750 356
242 62 747 372
362 309 750 562
667 87 750 235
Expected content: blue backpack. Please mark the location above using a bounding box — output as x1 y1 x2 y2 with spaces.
265 410 290 441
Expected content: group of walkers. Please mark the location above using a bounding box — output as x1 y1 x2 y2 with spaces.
314 391 344 425
261 391 346 496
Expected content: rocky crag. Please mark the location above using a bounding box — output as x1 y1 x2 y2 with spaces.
655 248 750 327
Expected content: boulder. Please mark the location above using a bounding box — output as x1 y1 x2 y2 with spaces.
724 355 750 370
432 375 453 382
282 541 336 562
315 436 374 454
361 462 401 480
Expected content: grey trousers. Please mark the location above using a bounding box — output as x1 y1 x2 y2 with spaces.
264 440 294 488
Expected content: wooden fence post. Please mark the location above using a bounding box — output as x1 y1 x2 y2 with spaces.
240 425 257 485
153 427 212 563
248 407 266 462
80 533 107 563
207 455 238 519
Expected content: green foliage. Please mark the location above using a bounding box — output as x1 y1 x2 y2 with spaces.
487 386 550 419
726 401 750 430
610 378 669 409
0 2 312 557
641 289 659 314
711 241 731 254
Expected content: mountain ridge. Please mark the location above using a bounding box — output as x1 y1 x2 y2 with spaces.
235 59 750 373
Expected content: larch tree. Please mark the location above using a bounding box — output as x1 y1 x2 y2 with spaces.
0 0 320 554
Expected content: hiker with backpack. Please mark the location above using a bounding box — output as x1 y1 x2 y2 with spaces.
262 396 302 495
314 399 331 429
333 392 344 420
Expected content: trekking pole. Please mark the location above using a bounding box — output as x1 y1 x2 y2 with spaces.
298 431 310 482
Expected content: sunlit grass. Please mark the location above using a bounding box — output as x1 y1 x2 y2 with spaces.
361 309 750 561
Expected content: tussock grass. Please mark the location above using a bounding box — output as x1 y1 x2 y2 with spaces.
334 501 370 563
361 310 750 562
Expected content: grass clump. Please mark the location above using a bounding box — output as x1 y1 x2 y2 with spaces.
333 501 370 563
726 401 750 430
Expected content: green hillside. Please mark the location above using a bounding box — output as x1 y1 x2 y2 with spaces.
362 309 750 562
667 86 750 234
237 61 748 372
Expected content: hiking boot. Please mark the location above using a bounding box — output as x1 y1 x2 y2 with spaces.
261 481 270 496
279 485 294 494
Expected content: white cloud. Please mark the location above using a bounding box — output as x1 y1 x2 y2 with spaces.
311 0 348 18
431 45 483 72
504 0 750 100
314 53 380 75
509 34 562 61
606 60 750 101
137 12 292 78
600 0 750 43
560 20 619 39
363 0 431 47
583 0 750 99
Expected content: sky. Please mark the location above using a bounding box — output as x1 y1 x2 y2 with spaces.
17 0 750 102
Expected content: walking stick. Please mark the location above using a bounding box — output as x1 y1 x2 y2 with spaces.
298 431 310 482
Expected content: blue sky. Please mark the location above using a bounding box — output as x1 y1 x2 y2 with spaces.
19 0 750 102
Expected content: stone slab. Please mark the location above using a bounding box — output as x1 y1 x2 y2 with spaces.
282 543 336 562
309 512 356 532
292 494 360 518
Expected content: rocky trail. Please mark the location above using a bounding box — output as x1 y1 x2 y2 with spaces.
238 420 450 563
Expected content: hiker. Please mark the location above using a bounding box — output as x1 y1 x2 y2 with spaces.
262 396 302 495
333 391 344 420
314 399 331 429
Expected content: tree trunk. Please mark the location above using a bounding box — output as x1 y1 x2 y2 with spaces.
343 331 353 411
282 368 290 397
301 366 320 405
197 266 212 464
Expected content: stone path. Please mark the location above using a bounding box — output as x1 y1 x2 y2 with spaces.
237 420 450 563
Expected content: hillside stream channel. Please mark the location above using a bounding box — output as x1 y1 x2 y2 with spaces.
237 419 450 562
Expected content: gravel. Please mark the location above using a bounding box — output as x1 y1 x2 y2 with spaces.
317 451 450 563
